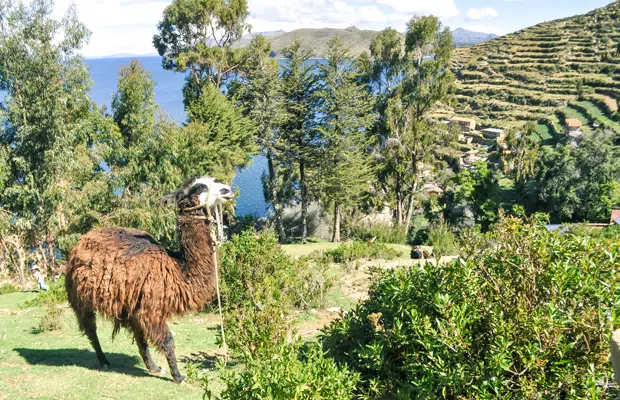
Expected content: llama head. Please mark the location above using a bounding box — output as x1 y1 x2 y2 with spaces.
162 177 235 211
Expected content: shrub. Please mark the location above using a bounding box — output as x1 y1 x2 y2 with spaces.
219 229 331 359
219 343 359 400
349 223 408 244
0 282 19 295
321 216 619 399
318 241 402 264
22 276 67 308
427 221 459 258
39 303 64 332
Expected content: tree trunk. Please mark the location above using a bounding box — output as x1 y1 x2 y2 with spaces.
396 198 403 226
267 151 286 243
3 238 26 290
403 178 419 235
299 159 308 243
332 203 341 243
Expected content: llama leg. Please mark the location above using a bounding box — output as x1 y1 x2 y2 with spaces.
159 325 184 383
129 319 161 373
77 310 110 368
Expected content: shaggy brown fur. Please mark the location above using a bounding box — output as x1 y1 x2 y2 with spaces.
65 185 219 383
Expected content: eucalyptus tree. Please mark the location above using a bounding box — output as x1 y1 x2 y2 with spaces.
280 40 319 243
153 0 250 104
369 17 456 232
0 0 112 266
314 36 376 242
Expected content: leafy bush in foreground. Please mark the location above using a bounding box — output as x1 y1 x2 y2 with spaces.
219 343 359 400
321 217 619 399
319 241 402 264
38 303 65 332
219 229 331 359
22 276 67 308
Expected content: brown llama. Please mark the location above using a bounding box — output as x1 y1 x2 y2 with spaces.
65 177 234 383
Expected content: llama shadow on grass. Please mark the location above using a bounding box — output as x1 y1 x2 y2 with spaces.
13 348 169 380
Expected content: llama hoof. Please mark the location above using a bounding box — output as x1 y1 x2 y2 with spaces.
149 366 163 374
173 375 186 384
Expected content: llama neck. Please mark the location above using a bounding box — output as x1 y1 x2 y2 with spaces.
176 215 217 299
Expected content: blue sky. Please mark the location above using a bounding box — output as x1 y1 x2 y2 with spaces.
51 0 614 58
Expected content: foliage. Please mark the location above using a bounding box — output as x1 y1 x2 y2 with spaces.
321 216 619 399
314 35 376 242
219 230 330 359
153 0 249 98
219 343 359 400
536 131 620 222
184 84 258 182
0 0 111 264
233 35 290 241
0 283 19 295
318 241 402 264
443 161 500 230
426 221 459 258
349 224 408 245
22 277 67 308
280 40 320 243
368 17 456 231
38 303 64 332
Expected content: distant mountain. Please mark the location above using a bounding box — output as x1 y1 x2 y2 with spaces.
451 28 498 47
243 26 497 58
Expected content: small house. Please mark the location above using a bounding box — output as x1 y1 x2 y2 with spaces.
611 210 620 225
423 183 444 197
451 117 476 133
458 135 473 145
565 118 582 134
482 128 506 142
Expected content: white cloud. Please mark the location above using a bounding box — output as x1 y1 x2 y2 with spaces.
376 0 459 18
461 24 505 35
52 0 170 57
466 7 499 20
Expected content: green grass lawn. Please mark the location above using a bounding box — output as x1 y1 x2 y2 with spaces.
0 292 223 399
562 105 591 126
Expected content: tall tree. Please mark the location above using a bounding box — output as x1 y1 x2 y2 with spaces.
0 0 111 267
153 0 250 104
387 16 455 233
280 40 319 243
233 35 289 241
314 36 376 242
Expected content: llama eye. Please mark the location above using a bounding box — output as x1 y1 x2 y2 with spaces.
220 188 230 194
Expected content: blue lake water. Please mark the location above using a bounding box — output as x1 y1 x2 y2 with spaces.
85 56 268 217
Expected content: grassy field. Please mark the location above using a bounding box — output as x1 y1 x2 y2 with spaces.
281 241 413 259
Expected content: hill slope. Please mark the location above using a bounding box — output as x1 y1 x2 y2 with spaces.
251 27 496 58
451 1 620 133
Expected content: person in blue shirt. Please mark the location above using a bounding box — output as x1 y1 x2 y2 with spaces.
30 264 49 292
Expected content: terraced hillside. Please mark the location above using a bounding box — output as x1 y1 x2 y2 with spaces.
451 1 620 134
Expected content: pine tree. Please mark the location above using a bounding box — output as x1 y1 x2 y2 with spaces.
233 35 289 241
280 40 319 243
314 36 376 242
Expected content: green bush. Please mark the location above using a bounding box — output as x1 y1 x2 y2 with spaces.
349 224 408 244
318 241 402 264
22 276 67 308
219 343 359 400
321 217 619 399
219 229 331 359
427 221 459 259
39 303 64 332
0 282 19 295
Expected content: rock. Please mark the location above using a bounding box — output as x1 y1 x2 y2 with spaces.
327 307 341 313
